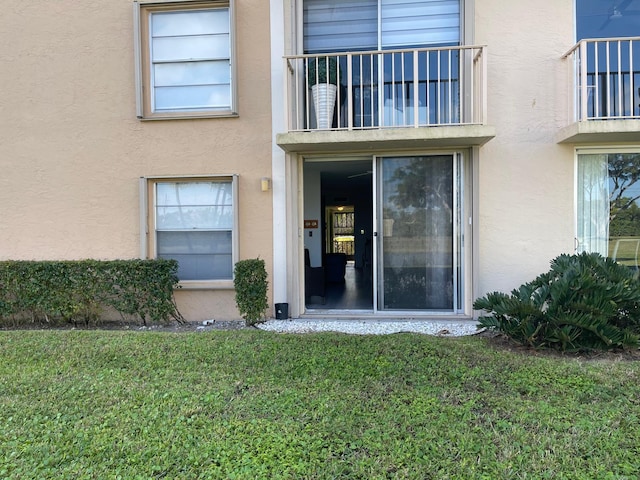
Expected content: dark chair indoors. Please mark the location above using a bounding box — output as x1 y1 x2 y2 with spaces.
325 252 347 283
304 248 325 303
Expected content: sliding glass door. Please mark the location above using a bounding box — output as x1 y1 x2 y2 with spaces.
577 150 640 270
375 154 464 311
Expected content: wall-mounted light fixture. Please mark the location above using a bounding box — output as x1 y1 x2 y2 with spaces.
261 177 271 192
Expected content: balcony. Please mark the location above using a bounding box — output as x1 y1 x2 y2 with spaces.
276 46 495 154
558 36 640 144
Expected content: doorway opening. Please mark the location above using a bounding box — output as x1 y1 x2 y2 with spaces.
303 159 374 311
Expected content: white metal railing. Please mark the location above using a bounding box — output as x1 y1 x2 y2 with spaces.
284 45 487 132
563 37 640 122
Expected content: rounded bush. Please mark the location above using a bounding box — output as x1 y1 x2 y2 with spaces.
474 252 640 351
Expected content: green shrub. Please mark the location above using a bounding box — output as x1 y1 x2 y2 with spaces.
474 252 640 351
234 258 269 326
307 56 340 86
0 259 183 326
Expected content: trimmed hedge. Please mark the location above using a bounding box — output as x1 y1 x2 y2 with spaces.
0 259 183 326
234 258 269 326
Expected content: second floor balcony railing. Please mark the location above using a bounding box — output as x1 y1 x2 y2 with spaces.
563 37 640 122
284 45 487 132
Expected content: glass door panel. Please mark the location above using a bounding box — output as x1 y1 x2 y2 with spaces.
377 155 456 310
577 151 640 271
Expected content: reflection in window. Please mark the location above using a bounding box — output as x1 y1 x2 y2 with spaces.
379 155 457 310
303 0 462 128
150 8 231 112
576 0 640 41
135 1 235 118
155 180 235 280
576 0 640 119
578 152 640 271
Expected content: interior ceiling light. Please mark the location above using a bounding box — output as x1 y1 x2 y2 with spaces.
599 0 637 29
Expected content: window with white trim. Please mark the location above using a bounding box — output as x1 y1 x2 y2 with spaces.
134 1 236 119
577 149 640 271
303 0 460 53
144 176 238 283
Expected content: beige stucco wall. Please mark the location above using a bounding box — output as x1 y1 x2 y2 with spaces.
474 0 577 297
0 1 273 321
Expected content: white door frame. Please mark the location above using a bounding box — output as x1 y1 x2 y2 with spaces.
297 151 471 317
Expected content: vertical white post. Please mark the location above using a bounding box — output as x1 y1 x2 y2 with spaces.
270 0 288 309
370 53 375 127
481 46 487 125
448 49 453 124
413 50 419 127
347 53 353 130
372 156 379 313
617 40 623 117
437 51 441 124
606 41 612 117
594 42 599 118
580 40 588 121
426 50 431 125
629 40 634 117
452 154 459 312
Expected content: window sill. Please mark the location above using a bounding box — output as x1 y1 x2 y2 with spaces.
177 279 235 290
138 112 239 121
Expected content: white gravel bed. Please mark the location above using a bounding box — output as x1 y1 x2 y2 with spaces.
257 319 483 336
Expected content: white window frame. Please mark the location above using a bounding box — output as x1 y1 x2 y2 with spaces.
303 0 462 53
140 174 239 289
134 0 237 120
575 146 640 259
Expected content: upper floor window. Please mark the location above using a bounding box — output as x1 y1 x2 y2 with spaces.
576 0 640 40
301 0 463 128
303 0 460 53
134 1 236 119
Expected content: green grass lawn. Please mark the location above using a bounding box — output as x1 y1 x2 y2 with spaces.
1 330 639 479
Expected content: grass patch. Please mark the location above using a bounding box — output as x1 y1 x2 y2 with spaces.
1 330 639 479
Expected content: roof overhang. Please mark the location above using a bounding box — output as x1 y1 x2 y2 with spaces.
276 125 496 154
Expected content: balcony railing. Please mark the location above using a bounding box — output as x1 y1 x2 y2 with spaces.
284 45 487 132
563 37 640 122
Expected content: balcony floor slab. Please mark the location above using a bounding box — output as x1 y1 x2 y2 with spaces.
276 125 496 154
556 119 640 144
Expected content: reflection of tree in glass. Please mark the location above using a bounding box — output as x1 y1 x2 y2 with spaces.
610 200 640 237
386 156 452 237
381 156 455 309
609 153 640 237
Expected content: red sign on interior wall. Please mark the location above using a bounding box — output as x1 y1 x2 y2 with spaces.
304 220 318 229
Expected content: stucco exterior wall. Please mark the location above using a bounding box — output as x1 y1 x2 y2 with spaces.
474 0 577 296
5 0 615 320
0 1 273 321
